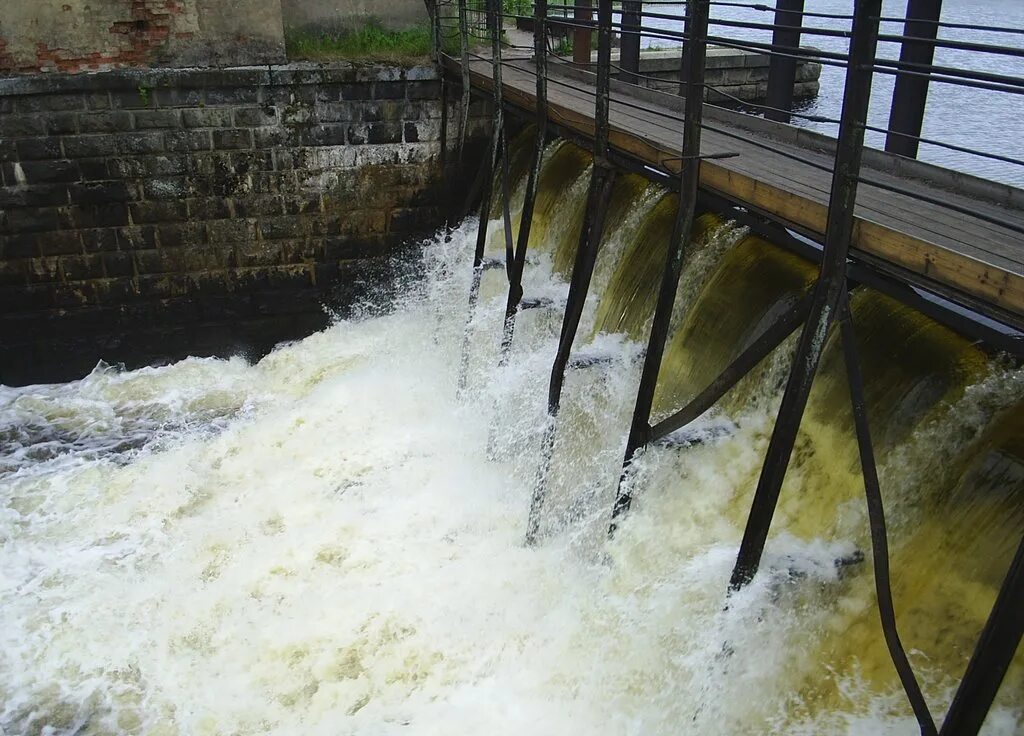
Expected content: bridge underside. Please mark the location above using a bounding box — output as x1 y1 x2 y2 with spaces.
447 57 1024 334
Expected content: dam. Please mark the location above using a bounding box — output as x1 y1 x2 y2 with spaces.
2 0 1023 734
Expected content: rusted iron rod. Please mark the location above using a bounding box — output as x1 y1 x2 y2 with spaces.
526 0 616 545
839 290 938 736
885 0 943 158
729 0 882 590
500 0 550 363
619 0 642 84
648 291 812 443
940 532 1024 736
610 0 710 532
764 0 805 124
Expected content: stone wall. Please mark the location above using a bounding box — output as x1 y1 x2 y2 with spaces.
282 0 429 34
0 0 286 74
0 63 489 385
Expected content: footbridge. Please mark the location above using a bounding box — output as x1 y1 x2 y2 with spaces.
427 1 1024 733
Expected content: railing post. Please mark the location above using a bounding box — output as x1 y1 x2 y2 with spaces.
764 0 805 123
526 0 616 544
620 0 643 84
499 0 549 360
729 0 882 590
457 0 471 163
610 0 710 531
940 534 1024 736
573 0 593 66
885 0 943 158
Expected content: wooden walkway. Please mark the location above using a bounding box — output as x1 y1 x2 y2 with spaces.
449 57 1024 328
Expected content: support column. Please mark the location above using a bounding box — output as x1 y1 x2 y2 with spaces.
764 0 805 123
574 0 593 66
885 0 943 159
729 0 883 590
610 0 711 531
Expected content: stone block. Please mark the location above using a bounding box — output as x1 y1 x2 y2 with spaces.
130 200 188 224
234 106 279 127
60 254 105 281
119 131 167 155
374 82 406 101
117 225 159 249
37 230 83 257
82 228 120 253
212 129 254 150
79 111 133 134
165 130 213 153
69 181 134 205
63 135 118 159
103 252 135 278
134 110 182 129
20 160 81 185
16 138 63 161
182 108 233 128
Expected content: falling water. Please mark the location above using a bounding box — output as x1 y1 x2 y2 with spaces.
2 140 1022 735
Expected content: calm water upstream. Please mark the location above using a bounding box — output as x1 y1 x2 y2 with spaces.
635 0 1024 187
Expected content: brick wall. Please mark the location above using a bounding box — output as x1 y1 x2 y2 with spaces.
0 0 286 74
0 63 490 385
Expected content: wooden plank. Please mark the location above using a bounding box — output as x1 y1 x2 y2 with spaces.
448 58 1024 323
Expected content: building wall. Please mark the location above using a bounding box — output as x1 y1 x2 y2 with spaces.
0 0 286 74
0 63 489 384
281 0 429 34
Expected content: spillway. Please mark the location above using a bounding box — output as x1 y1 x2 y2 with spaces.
1 139 1022 735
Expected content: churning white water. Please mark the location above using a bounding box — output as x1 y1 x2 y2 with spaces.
2 189 1023 733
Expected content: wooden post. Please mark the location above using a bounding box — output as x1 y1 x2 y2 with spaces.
620 0 642 84
610 0 711 531
729 0 882 590
885 0 943 158
573 0 593 66
764 0 805 123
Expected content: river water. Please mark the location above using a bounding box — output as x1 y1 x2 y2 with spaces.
634 0 1024 187
2 138 1023 734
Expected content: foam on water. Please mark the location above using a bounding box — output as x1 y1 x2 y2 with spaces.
2 171 1023 734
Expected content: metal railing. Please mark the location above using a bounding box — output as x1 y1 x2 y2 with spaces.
427 1 1024 733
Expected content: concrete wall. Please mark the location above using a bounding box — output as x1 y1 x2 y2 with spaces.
0 0 287 74
0 63 489 384
281 0 429 34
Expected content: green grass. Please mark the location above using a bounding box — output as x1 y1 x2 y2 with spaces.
286 23 435 64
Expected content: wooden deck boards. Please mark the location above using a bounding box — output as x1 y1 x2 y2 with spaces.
450 57 1024 326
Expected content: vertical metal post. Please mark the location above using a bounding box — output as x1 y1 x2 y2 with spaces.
885 0 943 158
490 0 516 277
610 0 710 530
431 0 449 176
457 0 471 163
839 292 938 736
940 534 1024 736
573 0 593 66
620 0 643 84
729 0 882 590
764 0 805 124
526 0 616 544
500 0 549 362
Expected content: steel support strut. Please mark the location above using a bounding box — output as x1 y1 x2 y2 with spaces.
940 533 1024 735
885 0 943 159
619 0 643 84
609 0 711 533
457 0 471 162
525 0 616 544
430 0 449 184
456 0 512 395
839 291 938 736
764 0 805 124
499 0 550 363
489 0 516 281
728 0 882 591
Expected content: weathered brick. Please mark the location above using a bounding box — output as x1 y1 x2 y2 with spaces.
63 135 118 159
78 158 110 180
0 259 29 286
3 206 65 234
212 129 253 150
389 206 442 233
374 82 406 101
165 130 212 153
234 106 279 127
340 83 374 101
60 254 105 280
1 233 39 258
182 108 232 128
316 101 357 123
82 228 120 253
207 218 257 244
69 180 134 205
20 160 80 185
111 89 154 110
404 121 420 143
119 131 166 155
143 177 192 200
79 111 133 133
186 198 232 220
0 115 41 137
103 251 135 278
68 202 130 229
129 200 188 224
117 225 159 249
300 125 346 147
206 87 258 105
16 138 63 160
406 80 442 100
15 94 85 112
158 222 207 249
37 230 83 256
155 88 205 107
134 109 181 129
27 257 62 283
366 122 403 145
0 185 69 208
